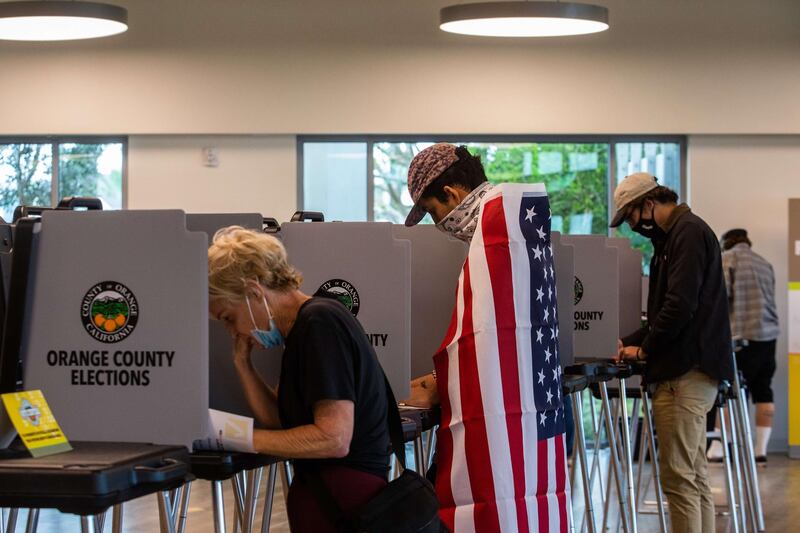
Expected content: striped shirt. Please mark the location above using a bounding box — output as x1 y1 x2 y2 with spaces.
722 243 779 341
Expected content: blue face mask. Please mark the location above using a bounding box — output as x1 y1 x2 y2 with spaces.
245 295 284 349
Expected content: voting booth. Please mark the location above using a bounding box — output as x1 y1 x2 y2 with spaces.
392 225 467 379
4 210 209 447
186 213 285 420
560 235 620 360
552 232 576 367
281 221 412 398
608 238 643 339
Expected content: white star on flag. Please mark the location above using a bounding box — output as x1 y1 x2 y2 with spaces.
543 307 550 323
537 369 545 385
539 412 547 426
546 388 553 404
525 206 537 223
550 327 556 340
552 368 559 381
532 245 543 261
549 265 555 278
544 346 552 363
536 328 544 344
536 226 547 240
548 286 553 301
536 286 544 302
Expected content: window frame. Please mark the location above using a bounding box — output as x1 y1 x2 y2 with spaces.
298 134 687 234
0 135 129 209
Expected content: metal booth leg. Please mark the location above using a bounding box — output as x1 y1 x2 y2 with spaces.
719 404 741 533
157 491 177 533
24 509 38 533
79 515 96 533
176 482 192 533
732 385 763 532
279 461 293 508
243 467 263 533
261 463 278 533
572 390 596 533
5 509 17 533
618 379 638 533
599 381 630 533
414 433 427 476
112 504 124 533
726 402 748 530
641 388 668 533
212 480 227 533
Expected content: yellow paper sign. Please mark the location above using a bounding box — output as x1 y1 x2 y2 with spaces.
1 390 72 457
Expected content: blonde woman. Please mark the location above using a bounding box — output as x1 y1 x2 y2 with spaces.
208 226 390 532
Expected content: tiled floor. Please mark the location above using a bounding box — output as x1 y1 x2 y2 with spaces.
3 453 797 532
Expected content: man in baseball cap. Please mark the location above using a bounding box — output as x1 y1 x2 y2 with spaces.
613 172 734 532
609 171 660 228
404 143 493 242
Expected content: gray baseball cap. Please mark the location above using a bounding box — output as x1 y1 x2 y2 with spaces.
609 172 659 228
404 143 460 227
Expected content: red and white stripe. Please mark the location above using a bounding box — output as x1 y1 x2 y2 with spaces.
433 183 571 533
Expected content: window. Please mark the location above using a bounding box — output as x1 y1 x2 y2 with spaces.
301 136 685 267
374 142 609 235
0 138 126 222
612 141 685 271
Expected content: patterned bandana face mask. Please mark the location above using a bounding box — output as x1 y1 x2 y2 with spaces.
435 182 494 242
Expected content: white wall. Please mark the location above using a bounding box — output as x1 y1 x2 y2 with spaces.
127 135 297 221
689 135 800 452
0 0 798 135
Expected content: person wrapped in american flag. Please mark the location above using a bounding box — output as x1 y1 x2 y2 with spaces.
404 144 570 533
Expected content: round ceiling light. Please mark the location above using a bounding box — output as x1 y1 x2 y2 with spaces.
440 1 609 38
0 1 128 41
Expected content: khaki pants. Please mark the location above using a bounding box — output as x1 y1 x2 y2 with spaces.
652 369 718 533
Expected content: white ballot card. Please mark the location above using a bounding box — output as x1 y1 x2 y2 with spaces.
193 409 255 453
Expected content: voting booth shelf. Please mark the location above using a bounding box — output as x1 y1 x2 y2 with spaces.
0 442 191 516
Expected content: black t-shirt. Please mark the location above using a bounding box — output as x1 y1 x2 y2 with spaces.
277 297 390 478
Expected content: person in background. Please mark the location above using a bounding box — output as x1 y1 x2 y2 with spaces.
207 227 390 533
612 172 734 533
707 228 779 463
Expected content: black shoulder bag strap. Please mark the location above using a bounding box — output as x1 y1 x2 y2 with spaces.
304 372 405 533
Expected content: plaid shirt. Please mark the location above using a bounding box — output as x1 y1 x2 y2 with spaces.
722 243 779 341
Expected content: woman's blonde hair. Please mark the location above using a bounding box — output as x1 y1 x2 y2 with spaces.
208 226 302 303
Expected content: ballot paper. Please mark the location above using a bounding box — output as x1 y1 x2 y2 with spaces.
193 409 255 453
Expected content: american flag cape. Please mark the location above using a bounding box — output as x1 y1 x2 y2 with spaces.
433 183 571 533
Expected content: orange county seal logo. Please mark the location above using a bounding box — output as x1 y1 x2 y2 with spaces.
81 281 139 343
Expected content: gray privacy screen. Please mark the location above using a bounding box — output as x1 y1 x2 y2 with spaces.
186 213 284 420
560 235 620 361
281 222 412 399
391 225 467 379
21 210 209 447
551 232 575 367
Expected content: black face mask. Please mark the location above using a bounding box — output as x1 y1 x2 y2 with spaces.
632 205 666 241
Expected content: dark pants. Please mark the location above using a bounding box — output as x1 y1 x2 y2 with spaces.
287 465 387 533
564 395 575 457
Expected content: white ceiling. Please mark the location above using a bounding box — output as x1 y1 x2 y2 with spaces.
3 0 799 50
